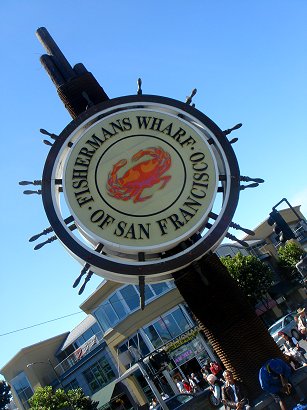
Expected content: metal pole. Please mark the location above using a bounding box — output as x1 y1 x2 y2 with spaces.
161 369 178 395
137 361 169 410
273 198 306 222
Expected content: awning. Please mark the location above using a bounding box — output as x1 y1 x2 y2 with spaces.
91 381 117 409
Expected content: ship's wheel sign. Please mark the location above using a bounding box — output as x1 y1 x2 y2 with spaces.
42 96 241 283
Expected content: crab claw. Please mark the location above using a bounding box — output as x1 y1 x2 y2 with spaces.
113 159 127 170
132 147 157 161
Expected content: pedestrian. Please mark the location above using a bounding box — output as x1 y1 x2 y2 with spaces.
175 378 185 393
278 331 307 367
297 307 307 338
190 372 202 390
182 379 192 393
259 358 302 410
149 397 158 409
210 360 224 380
207 374 224 404
201 363 211 381
188 374 200 393
222 370 250 410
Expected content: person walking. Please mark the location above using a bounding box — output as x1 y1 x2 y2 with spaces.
175 378 185 393
278 331 307 367
297 307 307 339
188 374 200 393
210 361 224 380
259 358 302 410
222 370 250 410
207 374 224 404
182 379 192 393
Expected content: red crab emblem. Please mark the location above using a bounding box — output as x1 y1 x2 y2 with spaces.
106 147 172 203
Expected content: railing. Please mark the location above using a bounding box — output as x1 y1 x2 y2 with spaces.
55 331 105 376
294 224 307 242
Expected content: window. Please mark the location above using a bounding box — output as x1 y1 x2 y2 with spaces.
64 379 79 391
154 318 173 343
119 285 139 311
136 284 154 301
143 306 193 348
172 307 191 332
151 282 171 295
144 325 163 348
103 302 119 327
83 357 115 393
94 282 174 333
94 307 111 332
91 322 101 335
118 332 151 362
110 293 126 319
11 372 33 410
163 313 181 337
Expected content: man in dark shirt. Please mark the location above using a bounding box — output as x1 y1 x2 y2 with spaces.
222 370 250 410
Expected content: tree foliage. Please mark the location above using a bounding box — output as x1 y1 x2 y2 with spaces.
220 253 274 306
277 240 305 281
29 386 98 410
0 380 12 409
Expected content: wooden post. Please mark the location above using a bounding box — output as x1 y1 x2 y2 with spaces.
36 27 109 118
173 253 284 399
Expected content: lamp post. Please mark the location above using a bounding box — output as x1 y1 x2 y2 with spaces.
27 360 73 408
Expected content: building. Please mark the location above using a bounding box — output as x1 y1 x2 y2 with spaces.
1 281 216 409
2 205 306 409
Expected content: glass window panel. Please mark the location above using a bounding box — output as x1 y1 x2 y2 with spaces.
163 313 181 337
110 293 126 319
151 282 169 295
103 302 118 327
91 323 100 335
154 318 172 343
83 329 93 341
172 307 191 332
135 285 154 300
120 285 139 311
131 334 150 356
83 357 115 393
11 373 33 410
94 307 111 331
144 325 163 348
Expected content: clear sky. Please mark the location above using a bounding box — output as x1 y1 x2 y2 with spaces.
1 0 307 374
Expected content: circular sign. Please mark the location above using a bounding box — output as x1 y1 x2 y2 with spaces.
42 96 240 283
63 109 218 254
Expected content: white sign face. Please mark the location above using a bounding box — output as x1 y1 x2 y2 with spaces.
64 108 218 254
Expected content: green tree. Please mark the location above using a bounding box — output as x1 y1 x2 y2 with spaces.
29 386 98 410
220 252 274 306
0 380 12 409
277 239 305 281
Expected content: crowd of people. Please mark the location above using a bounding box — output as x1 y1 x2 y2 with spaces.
278 307 307 369
148 307 307 409
173 360 251 409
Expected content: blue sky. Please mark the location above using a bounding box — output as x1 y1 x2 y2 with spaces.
0 0 307 374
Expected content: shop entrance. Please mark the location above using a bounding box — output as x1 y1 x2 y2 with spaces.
180 357 201 378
